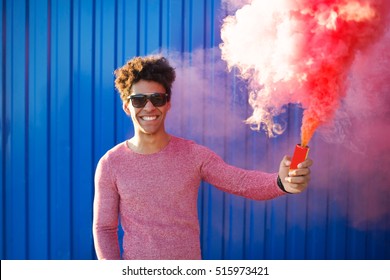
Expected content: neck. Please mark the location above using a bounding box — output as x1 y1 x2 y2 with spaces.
128 132 171 154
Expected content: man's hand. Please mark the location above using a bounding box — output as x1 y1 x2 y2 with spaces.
278 156 313 194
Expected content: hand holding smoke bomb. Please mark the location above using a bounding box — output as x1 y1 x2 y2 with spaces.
278 151 313 194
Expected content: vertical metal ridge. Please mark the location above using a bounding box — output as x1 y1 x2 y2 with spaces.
202 0 207 49
1 0 7 260
141 0 146 54
136 0 140 55
69 0 74 260
113 0 118 143
91 0 96 259
24 0 30 259
46 0 52 260
180 0 184 53
188 0 193 51
158 0 162 51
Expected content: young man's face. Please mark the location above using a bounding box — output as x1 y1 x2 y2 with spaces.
123 79 171 136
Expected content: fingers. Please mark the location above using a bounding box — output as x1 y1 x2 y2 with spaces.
285 181 309 193
281 156 312 169
279 155 313 194
283 158 312 193
285 174 310 184
286 157 312 180
297 158 313 169
280 155 292 168
288 167 311 177
283 175 310 193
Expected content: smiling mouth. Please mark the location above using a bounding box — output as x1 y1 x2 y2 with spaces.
140 116 158 121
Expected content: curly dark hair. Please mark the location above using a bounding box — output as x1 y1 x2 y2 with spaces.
114 55 176 102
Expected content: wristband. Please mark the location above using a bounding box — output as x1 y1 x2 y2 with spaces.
277 175 293 194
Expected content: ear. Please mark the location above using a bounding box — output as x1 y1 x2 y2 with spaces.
166 101 171 111
123 101 131 116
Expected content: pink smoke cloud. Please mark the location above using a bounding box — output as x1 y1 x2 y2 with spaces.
219 0 389 146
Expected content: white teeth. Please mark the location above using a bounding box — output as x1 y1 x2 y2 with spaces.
141 116 157 121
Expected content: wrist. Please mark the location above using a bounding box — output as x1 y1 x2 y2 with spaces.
277 175 293 194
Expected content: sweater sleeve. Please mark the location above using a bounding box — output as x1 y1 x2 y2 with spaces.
198 146 285 200
92 155 121 260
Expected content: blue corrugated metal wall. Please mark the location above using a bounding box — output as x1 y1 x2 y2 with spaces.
1 0 389 260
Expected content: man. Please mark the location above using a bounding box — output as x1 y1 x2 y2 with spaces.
93 55 312 260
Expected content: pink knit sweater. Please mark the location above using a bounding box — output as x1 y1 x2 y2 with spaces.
93 136 285 260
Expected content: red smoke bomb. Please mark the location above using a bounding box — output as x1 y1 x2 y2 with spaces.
290 144 309 170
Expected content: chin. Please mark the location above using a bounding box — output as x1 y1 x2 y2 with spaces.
139 128 160 135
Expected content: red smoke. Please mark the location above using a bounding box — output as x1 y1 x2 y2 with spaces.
220 0 389 146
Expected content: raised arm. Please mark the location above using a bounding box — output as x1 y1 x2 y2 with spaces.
199 147 285 200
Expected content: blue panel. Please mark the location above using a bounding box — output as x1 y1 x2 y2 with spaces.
222 74 247 260
285 193 308 259
5 0 27 260
49 0 72 259
0 0 5 260
27 0 49 260
120 0 139 57
115 0 138 143
93 0 116 161
347 226 367 260
71 0 94 260
243 133 269 260
161 0 184 53
199 0 228 260
141 0 161 54
305 137 328 259
326 145 349 259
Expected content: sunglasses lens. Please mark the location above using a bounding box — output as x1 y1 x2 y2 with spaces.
130 95 147 108
150 94 166 107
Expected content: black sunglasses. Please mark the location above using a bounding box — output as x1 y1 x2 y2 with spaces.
128 93 169 108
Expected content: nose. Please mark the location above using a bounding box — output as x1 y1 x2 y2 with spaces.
142 99 156 110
